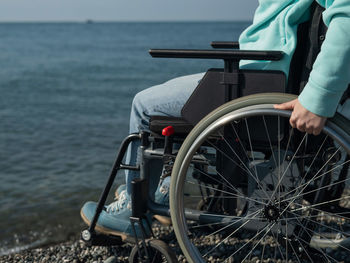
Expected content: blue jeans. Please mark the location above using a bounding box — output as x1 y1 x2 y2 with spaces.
125 72 205 194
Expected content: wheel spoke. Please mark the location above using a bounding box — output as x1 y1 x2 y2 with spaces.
292 215 350 254
224 223 275 262
281 169 350 204
240 224 274 262
292 216 342 262
205 139 265 200
287 237 302 263
270 230 286 261
206 209 263 237
291 195 350 213
280 157 350 202
192 166 244 196
230 122 254 168
301 135 329 181
244 118 259 181
203 209 263 257
215 133 271 200
277 115 282 213
262 115 278 168
288 210 350 240
260 238 267 262
192 165 258 204
269 132 308 203
188 214 262 230
184 179 267 206
292 202 350 222
275 148 344 221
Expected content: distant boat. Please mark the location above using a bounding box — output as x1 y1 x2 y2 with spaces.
86 19 93 24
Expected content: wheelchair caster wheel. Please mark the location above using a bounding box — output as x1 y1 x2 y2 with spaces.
81 229 92 242
129 239 177 263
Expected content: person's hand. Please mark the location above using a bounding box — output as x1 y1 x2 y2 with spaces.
274 99 327 135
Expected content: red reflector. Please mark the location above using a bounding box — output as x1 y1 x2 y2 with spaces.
162 126 175 136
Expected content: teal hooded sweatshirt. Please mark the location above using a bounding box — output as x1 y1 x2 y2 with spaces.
239 0 350 117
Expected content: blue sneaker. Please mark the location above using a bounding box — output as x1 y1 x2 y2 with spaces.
114 184 126 200
154 156 173 204
80 189 150 240
154 176 170 205
153 175 172 225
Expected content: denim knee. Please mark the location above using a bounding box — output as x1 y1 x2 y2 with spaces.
129 90 150 133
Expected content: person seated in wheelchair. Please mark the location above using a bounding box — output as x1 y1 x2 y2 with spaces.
81 0 350 239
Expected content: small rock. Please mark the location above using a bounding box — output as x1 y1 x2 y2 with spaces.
104 256 117 263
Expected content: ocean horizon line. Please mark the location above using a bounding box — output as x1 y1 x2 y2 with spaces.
0 19 251 24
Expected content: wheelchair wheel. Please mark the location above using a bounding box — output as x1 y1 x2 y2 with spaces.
170 93 350 263
129 239 177 263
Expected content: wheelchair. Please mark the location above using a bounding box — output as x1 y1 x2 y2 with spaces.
81 3 350 262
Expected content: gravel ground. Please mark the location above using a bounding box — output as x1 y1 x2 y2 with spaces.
1 222 348 263
0 238 131 263
0 224 180 263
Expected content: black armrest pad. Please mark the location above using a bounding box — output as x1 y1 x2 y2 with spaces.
211 41 239 49
149 116 193 135
149 49 284 61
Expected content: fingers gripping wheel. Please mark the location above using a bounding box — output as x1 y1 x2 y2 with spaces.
129 239 177 263
170 93 350 263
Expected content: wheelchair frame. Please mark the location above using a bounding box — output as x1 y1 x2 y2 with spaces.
81 41 350 263
80 44 289 259
81 4 350 260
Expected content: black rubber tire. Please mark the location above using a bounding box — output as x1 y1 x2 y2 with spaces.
129 239 177 263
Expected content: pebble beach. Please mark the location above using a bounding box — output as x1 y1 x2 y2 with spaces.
0 224 181 263
1 222 349 263
0 238 131 263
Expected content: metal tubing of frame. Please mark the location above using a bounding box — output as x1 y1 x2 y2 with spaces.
88 133 141 232
222 60 240 102
130 217 151 262
147 196 244 226
223 60 232 101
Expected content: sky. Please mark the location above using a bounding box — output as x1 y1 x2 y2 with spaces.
0 0 258 22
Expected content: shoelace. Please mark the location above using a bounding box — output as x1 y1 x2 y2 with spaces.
159 183 170 195
157 156 174 198
158 176 171 197
106 190 130 213
160 156 174 181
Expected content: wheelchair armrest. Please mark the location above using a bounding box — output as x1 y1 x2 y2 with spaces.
210 41 239 49
149 49 284 61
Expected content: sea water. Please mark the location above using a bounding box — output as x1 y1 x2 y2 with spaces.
0 21 249 255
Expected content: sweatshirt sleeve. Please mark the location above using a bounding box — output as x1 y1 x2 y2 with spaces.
298 0 350 117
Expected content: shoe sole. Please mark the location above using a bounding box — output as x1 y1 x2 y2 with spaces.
80 208 170 240
80 208 133 242
153 215 172 226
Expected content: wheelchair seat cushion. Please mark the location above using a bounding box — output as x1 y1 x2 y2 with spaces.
149 116 193 135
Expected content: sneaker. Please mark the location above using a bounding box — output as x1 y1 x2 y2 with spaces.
80 189 150 241
153 169 172 225
114 184 126 200
154 176 171 205
154 155 173 204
